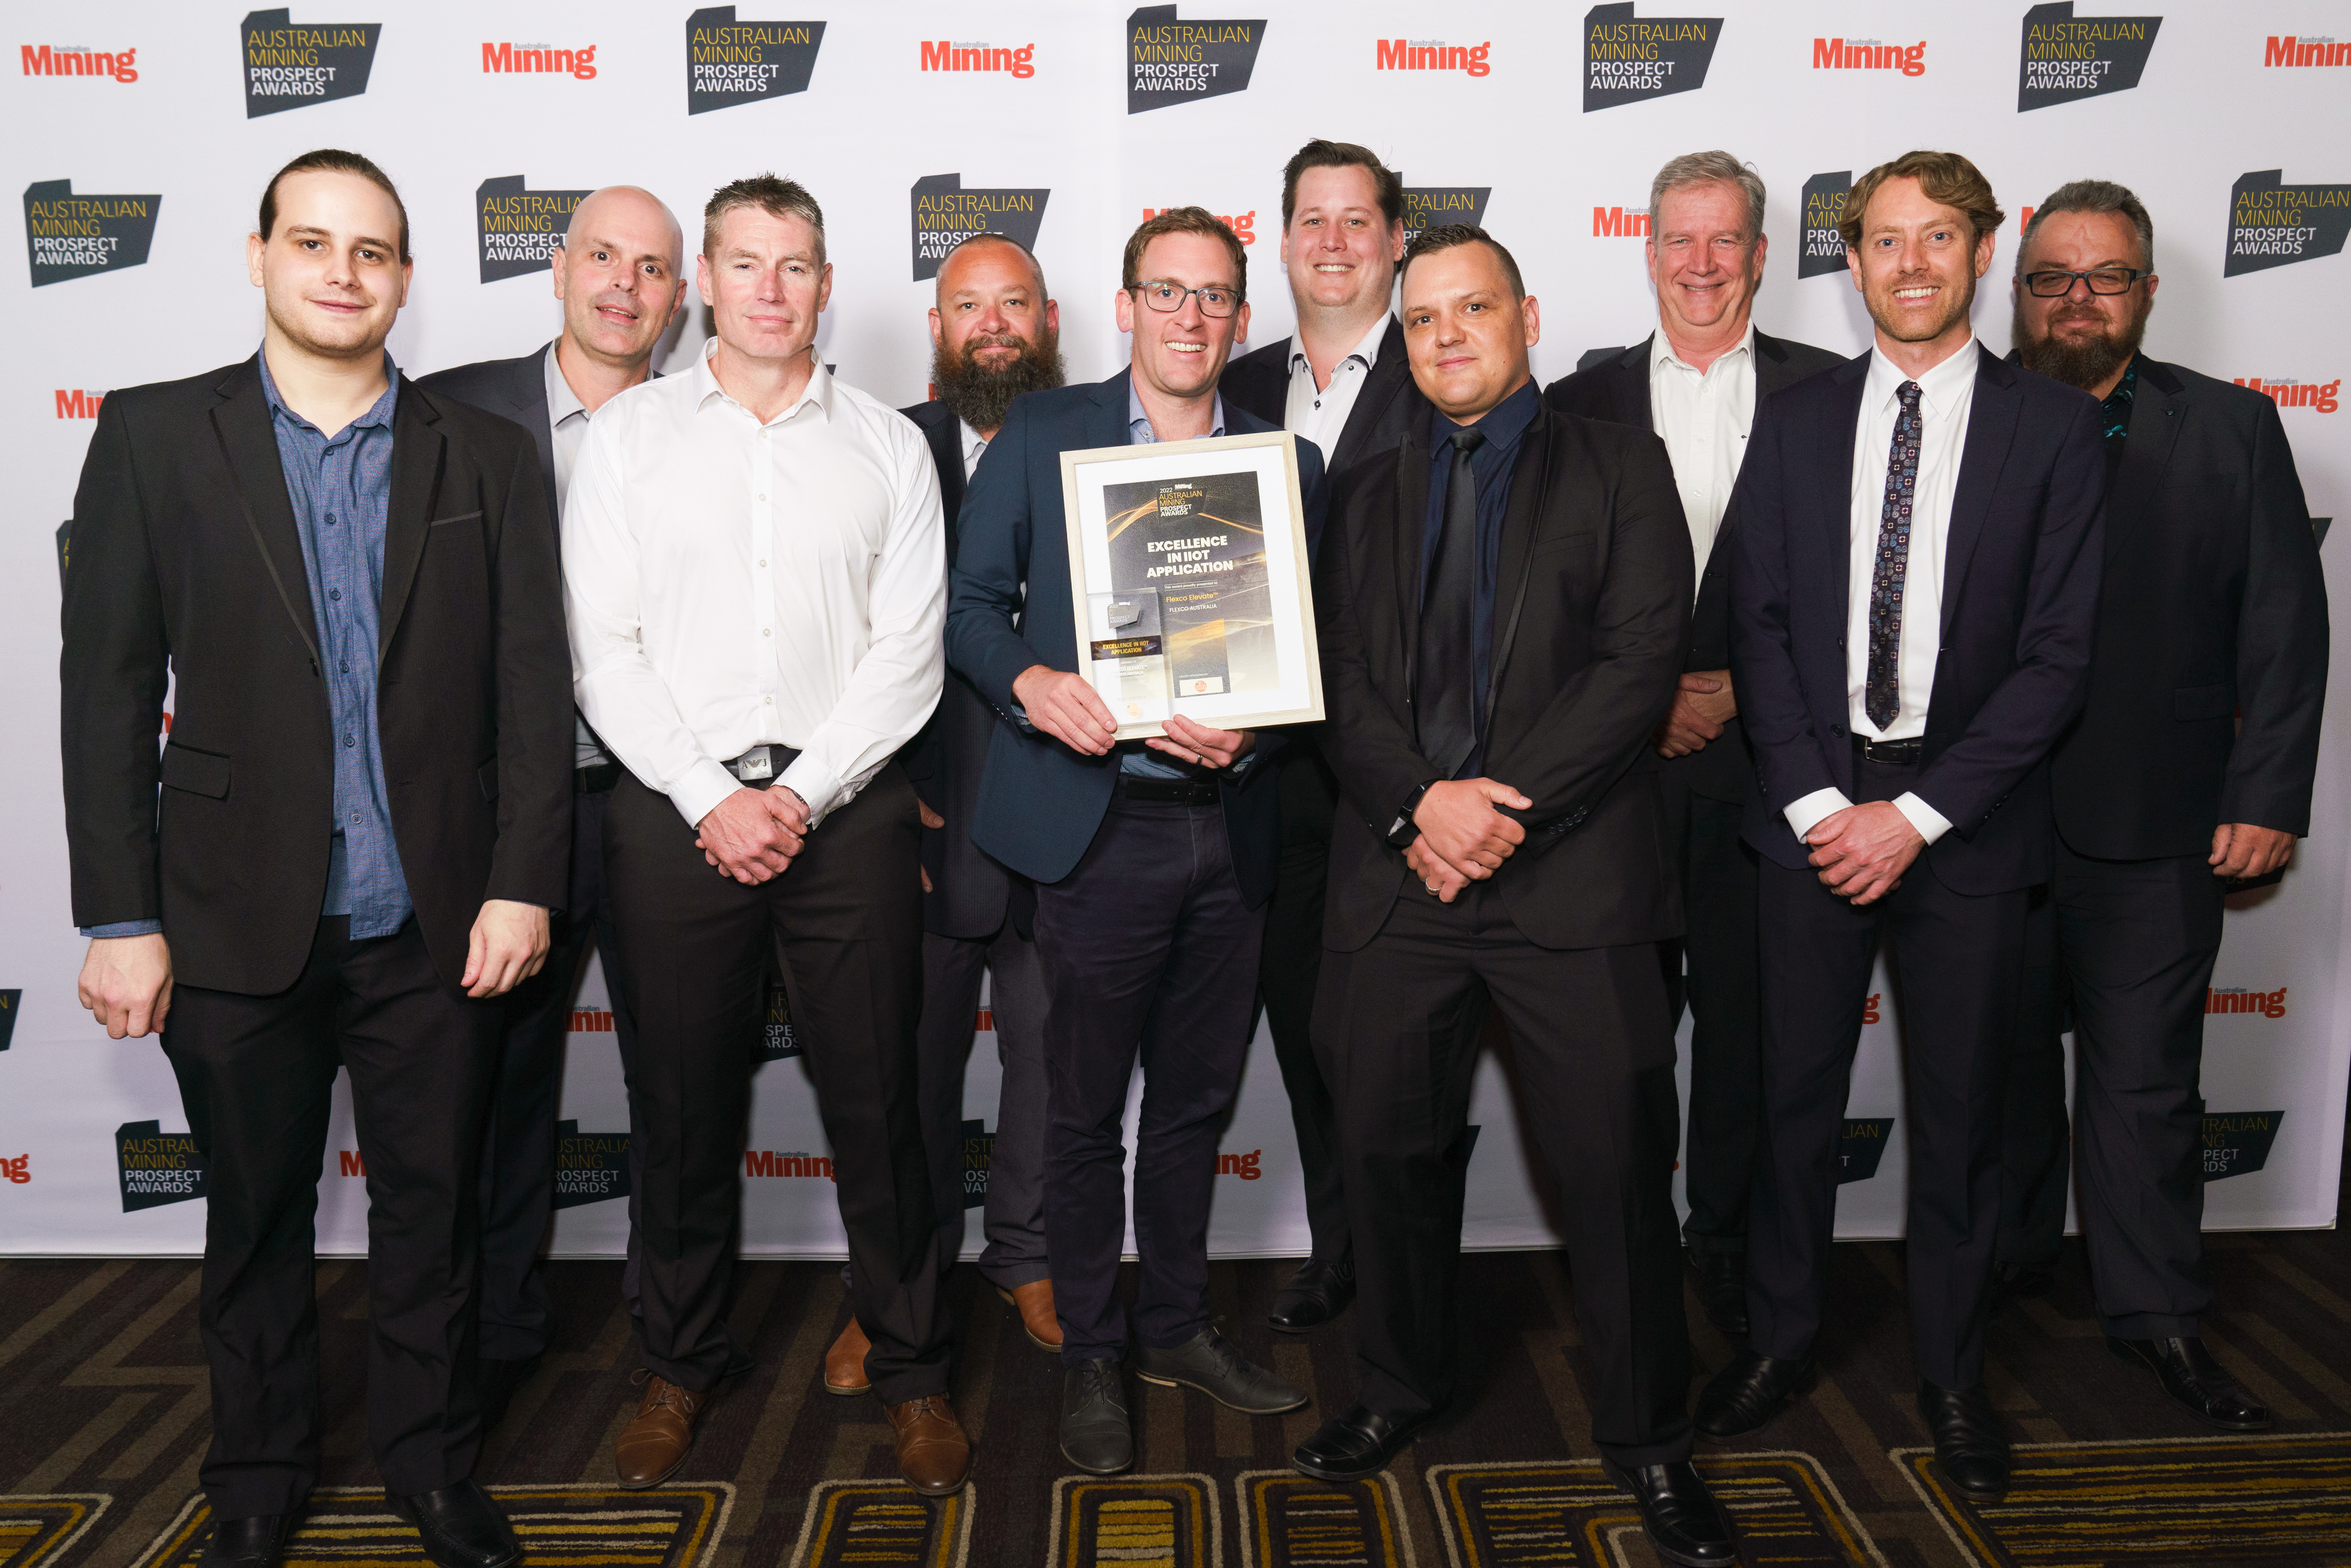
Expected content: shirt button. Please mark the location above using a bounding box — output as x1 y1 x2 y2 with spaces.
330 588 341 601
764 697 772 704
339 661 349 673
326 513 338 527
763 628 772 637
345 736 355 748
758 559 766 568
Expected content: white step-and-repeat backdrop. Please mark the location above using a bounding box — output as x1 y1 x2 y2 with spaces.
6 1 2346 1257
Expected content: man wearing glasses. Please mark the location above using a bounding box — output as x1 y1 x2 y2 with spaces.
1998 181 2326 1429
946 208 1329 1474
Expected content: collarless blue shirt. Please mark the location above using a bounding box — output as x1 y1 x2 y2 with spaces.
260 346 414 938
1422 376 1541 779
1122 376 1234 782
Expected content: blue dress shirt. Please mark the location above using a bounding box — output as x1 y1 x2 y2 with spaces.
1421 376 1541 780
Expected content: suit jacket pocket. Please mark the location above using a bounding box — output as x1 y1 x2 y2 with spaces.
160 742 230 799
1531 527 1599 559
478 757 501 802
2172 683 2233 721
430 510 484 529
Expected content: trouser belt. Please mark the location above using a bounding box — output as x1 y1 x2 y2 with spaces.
722 743 803 784
1851 734 1923 765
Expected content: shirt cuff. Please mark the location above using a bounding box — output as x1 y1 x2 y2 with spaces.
1783 787 1853 845
81 920 162 939
1007 699 1039 735
778 755 848 829
670 759 746 833
1892 791 1953 845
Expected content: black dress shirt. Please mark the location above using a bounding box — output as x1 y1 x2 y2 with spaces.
1420 377 1542 776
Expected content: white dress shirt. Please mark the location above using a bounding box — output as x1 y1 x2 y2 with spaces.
1782 337 1980 848
564 339 946 831
959 417 988 481
1283 311 1390 455
1648 325 1755 583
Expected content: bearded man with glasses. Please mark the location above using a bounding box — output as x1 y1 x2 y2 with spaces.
1995 180 2326 1430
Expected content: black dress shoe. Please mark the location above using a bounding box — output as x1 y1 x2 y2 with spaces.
1694 1349 1814 1439
1060 1359 1134 1475
477 1353 541 1433
385 1480 520 1568
2107 1335 2273 1430
1269 1257 1355 1333
1291 1405 1432 1482
201 1515 292 1568
1602 1459 1738 1567
1916 1382 2009 1501
1686 1249 1750 1339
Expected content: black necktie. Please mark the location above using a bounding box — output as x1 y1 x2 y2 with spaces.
1416 427 1485 777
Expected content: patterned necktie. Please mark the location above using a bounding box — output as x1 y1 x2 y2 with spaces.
1865 381 1924 730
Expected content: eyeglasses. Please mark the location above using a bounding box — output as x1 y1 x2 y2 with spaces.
1129 280 1240 318
2021 267 2152 297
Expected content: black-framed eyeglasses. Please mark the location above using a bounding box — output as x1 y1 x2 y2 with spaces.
2022 267 2152 297
1129 279 1240 318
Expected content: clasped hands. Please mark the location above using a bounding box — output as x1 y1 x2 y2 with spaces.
1404 779 1534 903
1805 801 1924 906
1011 665 1255 768
697 784 810 885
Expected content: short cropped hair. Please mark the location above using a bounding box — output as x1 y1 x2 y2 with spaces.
1121 207 1247 303
1841 150 2004 249
703 173 825 265
1401 223 1525 299
937 231 1050 301
259 148 409 261
2020 178 2154 271
1649 150 1766 244
1279 139 1405 230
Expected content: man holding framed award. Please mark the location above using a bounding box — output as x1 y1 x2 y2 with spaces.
945 208 1329 1475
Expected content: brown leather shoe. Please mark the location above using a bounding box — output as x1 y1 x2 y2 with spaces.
886 1394 973 1496
996 1280 1063 1351
614 1370 715 1490
825 1317 873 1395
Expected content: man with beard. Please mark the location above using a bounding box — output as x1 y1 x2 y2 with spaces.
1997 180 2324 1430
822 233 1068 1396
1706 151 2105 1503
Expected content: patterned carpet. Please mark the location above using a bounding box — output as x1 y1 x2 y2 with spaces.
2 1133 2345 1568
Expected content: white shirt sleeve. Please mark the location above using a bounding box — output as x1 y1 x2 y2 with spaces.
1783 787 1854 845
1892 791 1954 845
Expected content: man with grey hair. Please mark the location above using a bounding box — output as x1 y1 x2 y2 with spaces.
1998 179 2326 1431
1543 152 1844 1339
418 184 691 1433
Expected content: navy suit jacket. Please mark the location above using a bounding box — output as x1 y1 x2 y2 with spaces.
944 370 1329 906
1729 343 2106 894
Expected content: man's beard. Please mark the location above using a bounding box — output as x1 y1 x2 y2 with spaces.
932 328 1066 432
2014 293 2150 391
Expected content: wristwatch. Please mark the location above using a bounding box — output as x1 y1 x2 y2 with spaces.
1386 780 1440 849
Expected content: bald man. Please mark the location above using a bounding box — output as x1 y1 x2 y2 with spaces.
419 185 690 1428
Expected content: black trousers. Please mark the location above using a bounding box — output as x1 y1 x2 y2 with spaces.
1995 883 2070 1271
921 924 1052 1287
1314 880 1693 1465
1750 759 2021 1389
480 779 636 1362
1659 776 1763 1254
1258 757 1348 1268
164 915 500 1517
1034 794 1265 1363
2006 841 2225 1336
602 768 949 1402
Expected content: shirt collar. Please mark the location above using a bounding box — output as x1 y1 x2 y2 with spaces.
1866 334 1978 419
1126 374 1226 443
258 342 400 434
1288 311 1392 376
960 418 989 463
692 335 831 425
1651 322 1755 376
1429 374 1541 452
544 341 588 427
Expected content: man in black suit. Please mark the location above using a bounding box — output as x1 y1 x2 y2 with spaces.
416 184 690 1431
822 231 1067 1397
1543 150 1845 1337
1706 152 2106 1504
1219 139 1429 1333
1297 222 1735 1568
64 150 571 1568
1997 179 2325 1427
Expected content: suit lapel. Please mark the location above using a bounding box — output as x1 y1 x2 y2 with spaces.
1818 356 1868 616
1392 429 1430 682
1484 413 1553 716
1753 331 1800 399
378 377 448 659
207 358 321 667
1329 318 1410 471
511 347 559 527
2104 359 2184 562
1614 339 1654 430
1940 346 2020 638
923 408 968 559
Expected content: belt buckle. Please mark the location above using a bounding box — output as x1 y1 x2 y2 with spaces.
735 746 773 783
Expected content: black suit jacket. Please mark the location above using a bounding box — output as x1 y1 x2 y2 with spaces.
1544 330 1849 803
1221 318 1428 480
414 346 560 527
60 355 573 995
2048 355 2328 856
1317 400 1693 952
1729 344 2106 894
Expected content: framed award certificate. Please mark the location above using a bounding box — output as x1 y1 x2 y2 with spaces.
1058 430 1324 741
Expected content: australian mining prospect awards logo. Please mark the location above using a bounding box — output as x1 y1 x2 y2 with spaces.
118 1120 205 1211
241 9 379 117
961 1118 992 1207
477 176 587 284
758 978 800 1061
686 8 823 114
910 173 1049 282
1839 1118 1892 1183
2016 3 2159 110
2202 1111 2283 1180
553 1121 631 1208
0 989 18 1050
1128 6 1264 113
2225 171 2351 277
1583 3 1720 112
1800 171 1851 278
24 180 158 288
1402 185 1490 246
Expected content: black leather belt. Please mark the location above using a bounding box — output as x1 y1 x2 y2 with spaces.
1115 773 1221 807
575 761 621 794
723 743 802 784
1851 734 1924 765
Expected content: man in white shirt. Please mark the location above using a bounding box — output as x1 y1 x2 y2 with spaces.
563 174 968 1497
1708 152 2105 1503
1541 152 1845 1340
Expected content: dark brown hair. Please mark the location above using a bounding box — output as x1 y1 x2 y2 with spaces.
1841 150 2005 249
2020 178 2154 271
1401 224 1524 299
703 173 826 265
1279 139 1404 230
258 148 409 261
1120 207 1247 303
